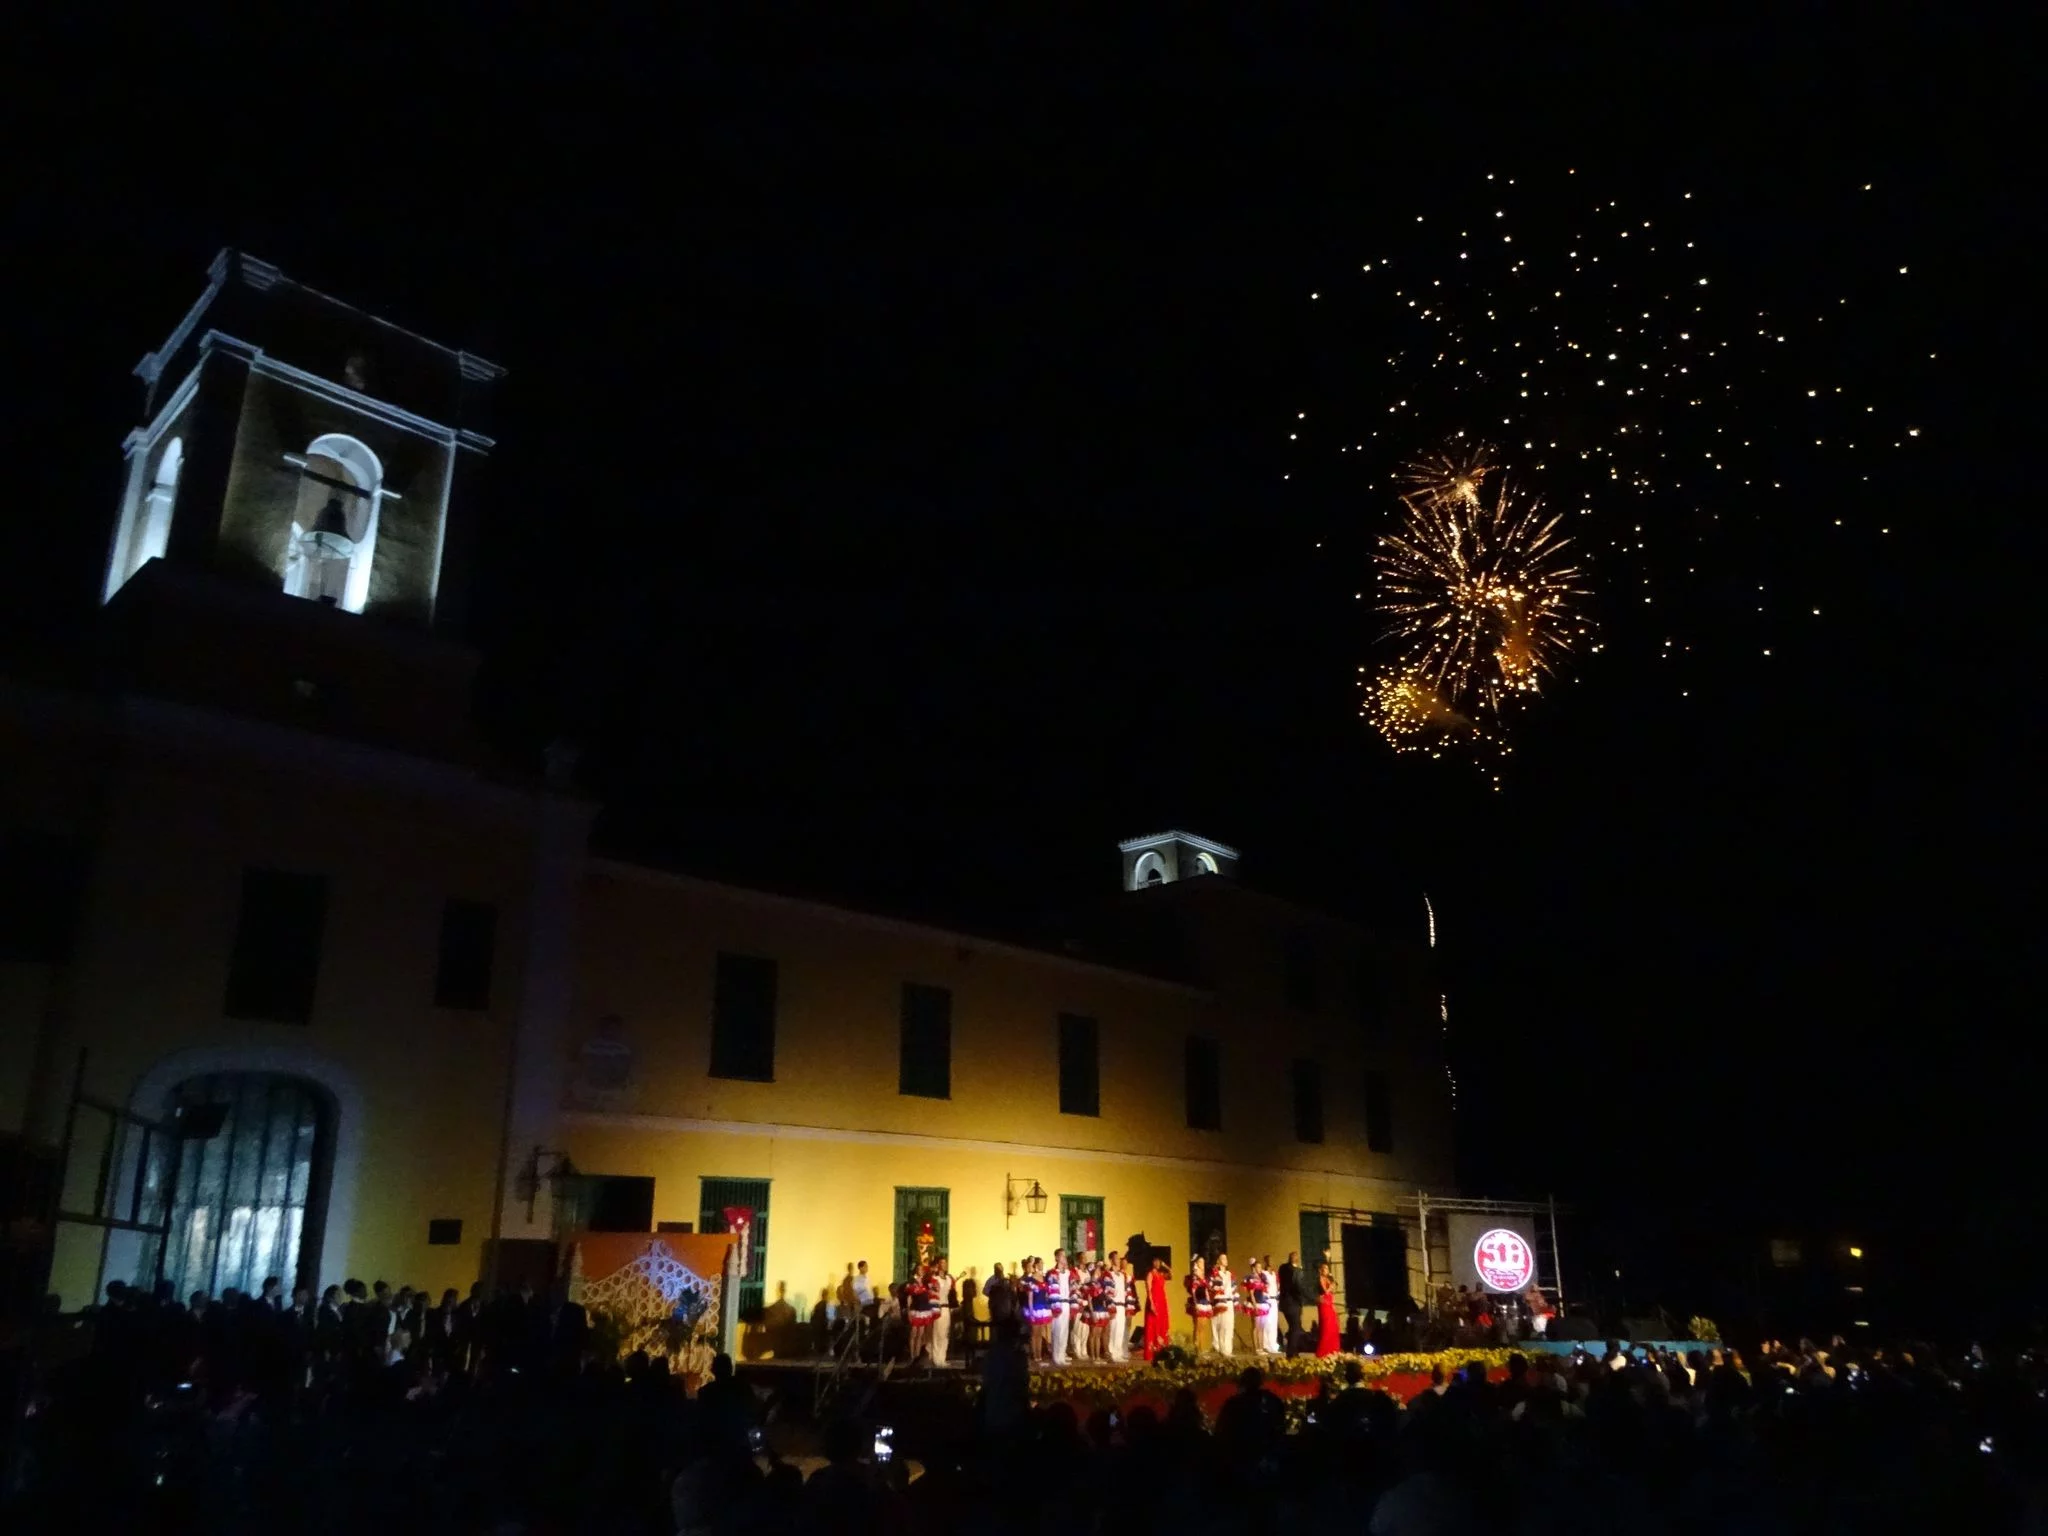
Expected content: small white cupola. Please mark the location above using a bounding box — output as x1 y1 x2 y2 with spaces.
1117 830 1240 891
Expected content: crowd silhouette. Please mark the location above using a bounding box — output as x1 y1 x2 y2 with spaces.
5 1275 2044 1534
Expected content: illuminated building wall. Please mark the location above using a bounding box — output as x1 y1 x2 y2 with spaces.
2 250 542 1311
0 679 575 1307
2 253 1454 1323
550 852 1454 1326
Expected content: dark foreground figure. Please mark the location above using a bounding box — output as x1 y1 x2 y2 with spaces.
6 1295 2045 1534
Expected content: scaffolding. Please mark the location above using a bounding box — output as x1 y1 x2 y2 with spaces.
1399 1191 1567 1312
49 1050 184 1301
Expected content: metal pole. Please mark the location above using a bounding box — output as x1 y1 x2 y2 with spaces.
1548 1193 1564 1307
1417 1190 1431 1309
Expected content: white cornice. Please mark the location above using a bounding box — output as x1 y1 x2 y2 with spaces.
198 330 468 449
121 366 203 460
1117 830 1241 860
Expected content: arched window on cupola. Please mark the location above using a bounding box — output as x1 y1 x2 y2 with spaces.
283 434 385 612
136 436 183 570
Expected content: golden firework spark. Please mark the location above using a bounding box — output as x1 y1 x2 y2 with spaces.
1397 438 1498 512
1376 477 1587 722
1360 664 1473 750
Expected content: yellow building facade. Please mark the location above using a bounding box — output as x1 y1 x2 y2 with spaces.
0 253 1455 1336
556 857 1454 1330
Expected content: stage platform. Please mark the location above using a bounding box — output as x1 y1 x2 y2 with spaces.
1523 1339 1719 1359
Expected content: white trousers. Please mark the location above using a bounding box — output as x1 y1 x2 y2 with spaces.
931 1307 950 1363
1256 1310 1280 1355
1049 1308 1069 1364
1211 1305 1234 1356
1068 1311 1088 1362
1107 1311 1128 1363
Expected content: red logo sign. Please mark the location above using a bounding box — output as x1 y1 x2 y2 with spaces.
1473 1228 1535 1292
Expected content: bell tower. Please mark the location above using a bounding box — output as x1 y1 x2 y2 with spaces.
1118 830 1240 891
95 252 509 764
103 250 504 631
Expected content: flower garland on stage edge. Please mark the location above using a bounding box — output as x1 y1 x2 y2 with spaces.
1025 1348 1514 1410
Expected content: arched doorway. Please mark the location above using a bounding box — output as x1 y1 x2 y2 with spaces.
150 1074 335 1300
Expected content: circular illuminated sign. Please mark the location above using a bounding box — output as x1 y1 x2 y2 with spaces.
1473 1228 1536 1293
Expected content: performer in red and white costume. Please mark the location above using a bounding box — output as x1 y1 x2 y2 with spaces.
906 1268 938 1363
1105 1252 1130 1364
1046 1248 1071 1366
1066 1256 1090 1363
1245 1257 1280 1356
1185 1255 1212 1354
929 1256 954 1365
1085 1264 1112 1361
1023 1258 1053 1363
1209 1254 1236 1358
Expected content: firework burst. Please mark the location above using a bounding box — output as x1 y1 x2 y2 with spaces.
1293 166 1931 765
1375 472 1587 725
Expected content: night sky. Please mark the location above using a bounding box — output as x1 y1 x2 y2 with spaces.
9 12 2033 1322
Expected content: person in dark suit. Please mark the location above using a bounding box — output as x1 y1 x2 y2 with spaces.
1277 1251 1305 1355
956 1270 982 1365
422 1288 462 1371
539 1283 588 1376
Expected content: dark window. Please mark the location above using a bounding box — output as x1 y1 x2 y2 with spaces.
581 1176 654 1232
1189 1201 1227 1265
1057 1012 1100 1116
224 868 328 1024
434 898 497 1009
1284 929 1320 1012
899 983 952 1099
1364 1069 1395 1153
0 831 89 962
427 1218 463 1246
1292 1058 1325 1143
1184 1035 1222 1130
0 830 90 964
710 952 779 1081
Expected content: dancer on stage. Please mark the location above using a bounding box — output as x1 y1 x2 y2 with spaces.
1068 1254 1090 1364
1047 1249 1071 1366
1145 1258 1172 1360
1185 1255 1212 1355
1106 1253 1131 1364
1024 1259 1053 1363
929 1256 953 1365
1086 1263 1112 1361
907 1266 938 1363
1244 1257 1279 1356
1315 1261 1341 1357
1209 1253 1236 1358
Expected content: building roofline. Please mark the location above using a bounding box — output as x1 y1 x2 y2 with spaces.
1116 829 1241 860
139 249 504 387
588 856 1215 998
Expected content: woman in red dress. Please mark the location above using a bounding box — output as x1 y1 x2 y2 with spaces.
1314 1262 1341 1357
1144 1258 1173 1360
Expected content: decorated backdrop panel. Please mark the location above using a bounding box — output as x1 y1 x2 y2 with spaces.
563 1231 736 1385
1445 1214 1540 1294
